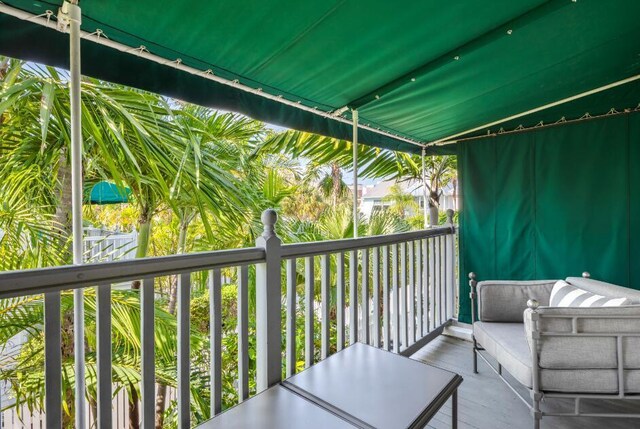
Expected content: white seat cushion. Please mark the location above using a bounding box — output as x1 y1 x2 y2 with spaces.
474 322 533 388
475 321 640 393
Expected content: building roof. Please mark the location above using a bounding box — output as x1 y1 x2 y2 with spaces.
362 180 453 200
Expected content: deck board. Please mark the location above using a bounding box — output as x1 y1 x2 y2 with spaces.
411 335 639 429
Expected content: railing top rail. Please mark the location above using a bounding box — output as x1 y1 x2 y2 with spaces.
281 225 455 259
0 225 456 298
0 247 265 299
84 234 137 241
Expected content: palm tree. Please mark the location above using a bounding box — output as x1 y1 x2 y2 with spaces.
257 130 420 180
0 289 209 428
152 106 268 427
421 155 456 218
1 56 456 428
382 184 419 218
256 129 457 224
0 168 66 271
0 59 256 426
1 58 248 258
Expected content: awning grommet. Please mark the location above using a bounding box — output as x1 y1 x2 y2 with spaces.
89 28 107 39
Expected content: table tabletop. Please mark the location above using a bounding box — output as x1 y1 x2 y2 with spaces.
198 384 357 429
284 343 462 429
198 343 462 429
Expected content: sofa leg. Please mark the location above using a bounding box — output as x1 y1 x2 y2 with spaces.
472 338 478 374
473 348 478 374
531 408 542 429
531 392 542 429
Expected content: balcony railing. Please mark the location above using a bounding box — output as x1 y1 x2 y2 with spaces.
83 228 138 263
0 210 458 428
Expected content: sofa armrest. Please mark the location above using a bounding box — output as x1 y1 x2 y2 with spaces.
524 306 640 373
476 280 556 322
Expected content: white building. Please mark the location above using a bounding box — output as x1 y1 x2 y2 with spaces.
360 179 457 219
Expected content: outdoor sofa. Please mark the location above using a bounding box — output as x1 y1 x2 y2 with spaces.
469 272 640 429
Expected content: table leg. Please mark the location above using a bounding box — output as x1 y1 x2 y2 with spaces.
452 389 458 429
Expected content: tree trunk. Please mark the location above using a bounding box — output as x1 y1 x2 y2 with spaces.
452 178 458 211
428 190 440 226
428 206 439 227
128 386 140 429
0 58 8 80
132 207 152 290
54 148 73 262
89 399 98 428
62 387 75 428
331 162 342 206
54 148 80 428
0 60 8 126
155 214 192 428
135 209 152 259
61 310 75 427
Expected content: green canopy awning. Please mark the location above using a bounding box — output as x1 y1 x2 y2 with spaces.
1 0 639 154
88 181 131 205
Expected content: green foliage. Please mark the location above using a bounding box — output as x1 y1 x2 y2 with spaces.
382 184 420 218
0 290 207 422
0 57 457 427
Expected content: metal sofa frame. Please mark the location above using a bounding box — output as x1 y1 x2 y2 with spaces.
469 272 640 429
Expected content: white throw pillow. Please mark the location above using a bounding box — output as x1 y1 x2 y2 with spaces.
549 280 631 307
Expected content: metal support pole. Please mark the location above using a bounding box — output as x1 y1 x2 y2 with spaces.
421 148 428 229
64 1 86 427
352 110 359 238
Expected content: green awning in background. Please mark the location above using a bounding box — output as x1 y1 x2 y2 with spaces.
1 0 639 153
88 181 130 205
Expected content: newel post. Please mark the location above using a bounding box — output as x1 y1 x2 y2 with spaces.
469 272 479 374
445 209 455 226
469 273 477 323
445 209 456 318
256 209 282 392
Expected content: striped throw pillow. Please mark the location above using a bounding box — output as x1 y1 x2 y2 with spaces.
549 280 631 307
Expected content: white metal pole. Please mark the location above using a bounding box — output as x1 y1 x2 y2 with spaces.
428 72 640 146
422 148 428 229
66 1 86 427
352 110 359 238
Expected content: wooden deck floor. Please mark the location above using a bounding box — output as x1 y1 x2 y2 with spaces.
411 334 639 429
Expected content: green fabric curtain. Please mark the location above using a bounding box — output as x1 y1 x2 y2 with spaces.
458 112 640 323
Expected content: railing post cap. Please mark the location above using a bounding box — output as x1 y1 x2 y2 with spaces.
261 209 278 237
582 271 591 279
261 209 278 226
527 299 540 310
468 272 477 289
445 209 454 223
